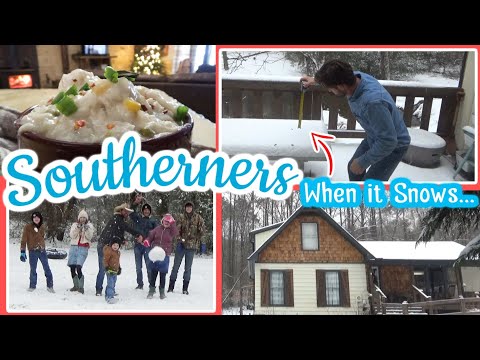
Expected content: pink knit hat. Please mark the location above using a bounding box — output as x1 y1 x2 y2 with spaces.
162 213 174 223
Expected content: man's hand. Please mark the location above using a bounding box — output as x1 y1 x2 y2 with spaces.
349 159 365 175
300 75 316 89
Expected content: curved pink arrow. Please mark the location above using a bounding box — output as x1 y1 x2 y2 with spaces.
310 132 336 176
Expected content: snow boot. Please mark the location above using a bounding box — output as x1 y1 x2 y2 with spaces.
47 287 55 293
78 276 85 294
167 279 175 293
135 284 143 290
182 280 189 295
147 286 155 299
70 275 79 292
160 288 166 299
106 297 118 304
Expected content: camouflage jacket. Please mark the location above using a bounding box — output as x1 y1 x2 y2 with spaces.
177 211 205 250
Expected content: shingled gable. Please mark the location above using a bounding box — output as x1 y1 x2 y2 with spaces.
247 206 375 263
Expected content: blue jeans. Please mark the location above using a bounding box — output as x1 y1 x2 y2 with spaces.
169 245 195 283
105 273 117 300
149 255 170 288
134 244 151 287
348 139 409 181
95 245 105 292
28 250 53 289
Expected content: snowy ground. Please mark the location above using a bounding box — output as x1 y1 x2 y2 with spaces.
7 240 215 313
222 307 254 315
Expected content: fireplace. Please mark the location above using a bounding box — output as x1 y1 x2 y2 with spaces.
9 74 33 89
0 45 40 89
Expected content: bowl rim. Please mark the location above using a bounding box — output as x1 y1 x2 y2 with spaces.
16 105 194 147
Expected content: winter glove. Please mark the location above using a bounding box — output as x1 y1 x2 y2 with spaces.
20 250 27 262
117 267 122 276
106 268 118 275
143 239 150 247
200 243 207 254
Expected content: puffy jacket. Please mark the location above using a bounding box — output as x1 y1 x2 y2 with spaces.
145 222 179 256
103 245 121 272
69 212 95 247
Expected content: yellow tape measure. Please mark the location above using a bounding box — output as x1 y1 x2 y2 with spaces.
298 80 307 128
298 92 304 128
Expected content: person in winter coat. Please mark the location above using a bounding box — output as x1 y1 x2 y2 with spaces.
130 193 158 290
144 213 178 299
67 209 94 294
300 59 410 181
95 203 143 296
103 238 122 304
168 201 206 295
20 211 54 293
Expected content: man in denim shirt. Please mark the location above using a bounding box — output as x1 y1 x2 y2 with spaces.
301 60 410 181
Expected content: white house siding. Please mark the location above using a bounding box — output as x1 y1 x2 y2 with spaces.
255 263 369 315
255 229 279 251
461 267 480 293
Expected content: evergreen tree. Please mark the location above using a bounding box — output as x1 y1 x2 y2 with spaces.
132 45 166 75
417 193 480 261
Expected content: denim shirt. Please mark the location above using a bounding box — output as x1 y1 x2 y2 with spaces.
348 71 410 169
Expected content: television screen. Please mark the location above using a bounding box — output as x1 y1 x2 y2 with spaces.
83 45 108 55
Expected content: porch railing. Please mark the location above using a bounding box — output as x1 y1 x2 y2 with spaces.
222 78 464 139
377 296 480 315
412 284 432 303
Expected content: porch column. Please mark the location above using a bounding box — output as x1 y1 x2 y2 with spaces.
455 51 475 149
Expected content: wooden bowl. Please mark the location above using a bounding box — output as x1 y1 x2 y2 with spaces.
16 106 194 170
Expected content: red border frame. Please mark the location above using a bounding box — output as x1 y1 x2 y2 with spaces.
0 47 223 314
0 174 221 315
217 44 480 191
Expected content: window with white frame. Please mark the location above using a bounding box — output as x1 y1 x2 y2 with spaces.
325 271 340 306
301 222 319 250
270 271 285 305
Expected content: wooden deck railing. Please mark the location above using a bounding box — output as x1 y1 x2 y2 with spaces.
377 296 480 315
412 284 432 303
222 78 465 139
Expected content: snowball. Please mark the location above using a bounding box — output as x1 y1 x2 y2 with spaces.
148 246 166 262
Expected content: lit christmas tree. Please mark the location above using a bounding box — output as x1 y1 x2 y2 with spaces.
132 45 166 75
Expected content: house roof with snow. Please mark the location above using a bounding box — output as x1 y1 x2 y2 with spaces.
359 241 465 262
247 206 468 267
247 206 375 263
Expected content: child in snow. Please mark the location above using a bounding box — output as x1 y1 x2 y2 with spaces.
103 239 122 304
20 211 54 293
68 209 95 294
144 214 178 299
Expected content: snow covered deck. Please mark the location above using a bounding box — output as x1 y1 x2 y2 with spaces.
304 138 466 184
221 118 466 181
304 137 467 182
220 118 328 170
